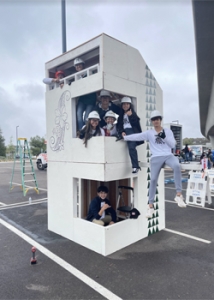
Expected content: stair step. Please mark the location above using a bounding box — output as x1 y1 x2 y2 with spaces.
24 180 36 182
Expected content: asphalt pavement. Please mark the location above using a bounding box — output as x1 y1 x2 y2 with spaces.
0 162 214 300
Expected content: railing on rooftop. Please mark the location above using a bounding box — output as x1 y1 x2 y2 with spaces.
50 64 100 90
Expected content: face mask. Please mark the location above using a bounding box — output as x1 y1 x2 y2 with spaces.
107 123 113 130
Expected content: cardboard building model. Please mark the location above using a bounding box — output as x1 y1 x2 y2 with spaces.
44 33 164 256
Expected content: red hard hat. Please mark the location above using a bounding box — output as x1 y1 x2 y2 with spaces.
55 70 64 78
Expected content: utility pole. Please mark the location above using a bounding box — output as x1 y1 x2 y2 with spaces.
61 0 67 53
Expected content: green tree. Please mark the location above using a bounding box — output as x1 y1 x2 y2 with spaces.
6 136 16 158
0 128 6 156
30 136 46 156
183 138 194 146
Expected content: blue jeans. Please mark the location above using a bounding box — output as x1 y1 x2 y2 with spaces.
185 153 189 161
77 102 94 130
124 128 139 169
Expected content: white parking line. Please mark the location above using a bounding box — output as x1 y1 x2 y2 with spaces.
165 199 214 211
0 202 6 206
0 218 122 300
164 228 211 244
0 199 47 210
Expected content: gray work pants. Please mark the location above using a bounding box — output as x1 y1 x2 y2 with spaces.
149 155 182 204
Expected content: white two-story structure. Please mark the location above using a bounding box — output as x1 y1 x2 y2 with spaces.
44 33 164 256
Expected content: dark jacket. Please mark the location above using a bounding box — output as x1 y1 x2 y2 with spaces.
86 196 117 223
117 110 144 146
184 146 190 154
78 92 97 106
93 101 121 127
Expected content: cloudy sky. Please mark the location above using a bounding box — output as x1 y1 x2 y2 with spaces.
0 0 202 146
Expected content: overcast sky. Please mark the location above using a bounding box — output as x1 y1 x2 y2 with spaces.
0 0 202 145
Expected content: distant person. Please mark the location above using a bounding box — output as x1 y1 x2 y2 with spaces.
207 149 212 169
122 110 186 218
200 152 206 161
117 97 143 174
74 57 97 131
102 111 117 136
200 152 209 169
212 149 214 167
93 90 121 127
175 150 183 163
86 185 117 226
43 70 65 89
78 111 104 147
183 144 190 161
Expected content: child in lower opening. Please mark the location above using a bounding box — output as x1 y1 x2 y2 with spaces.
86 185 116 226
117 97 144 174
102 110 118 136
78 111 104 147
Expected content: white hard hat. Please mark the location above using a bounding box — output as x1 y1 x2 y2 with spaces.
99 90 112 98
103 110 116 120
74 58 85 66
87 111 101 121
121 96 132 103
150 110 163 120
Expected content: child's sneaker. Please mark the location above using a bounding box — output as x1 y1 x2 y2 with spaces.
174 195 186 208
145 206 155 218
132 167 141 174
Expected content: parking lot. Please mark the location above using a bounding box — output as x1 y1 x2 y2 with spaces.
1 162 214 300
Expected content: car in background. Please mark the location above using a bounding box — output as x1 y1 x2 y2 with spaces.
192 151 202 161
36 152 47 170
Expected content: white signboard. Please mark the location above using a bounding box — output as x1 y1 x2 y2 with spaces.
210 184 214 191
193 173 203 180
208 170 214 176
192 190 201 197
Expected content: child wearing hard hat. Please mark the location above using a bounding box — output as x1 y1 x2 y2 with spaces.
102 110 118 136
74 57 87 77
123 109 186 218
117 97 144 174
93 90 121 127
43 70 65 89
78 111 104 147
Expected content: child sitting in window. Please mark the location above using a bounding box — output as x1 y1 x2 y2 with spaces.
78 111 104 147
102 110 118 136
86 185 116 226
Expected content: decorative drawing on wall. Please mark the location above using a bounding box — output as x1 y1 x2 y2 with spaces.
50 90 71 152
145 65 159 235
